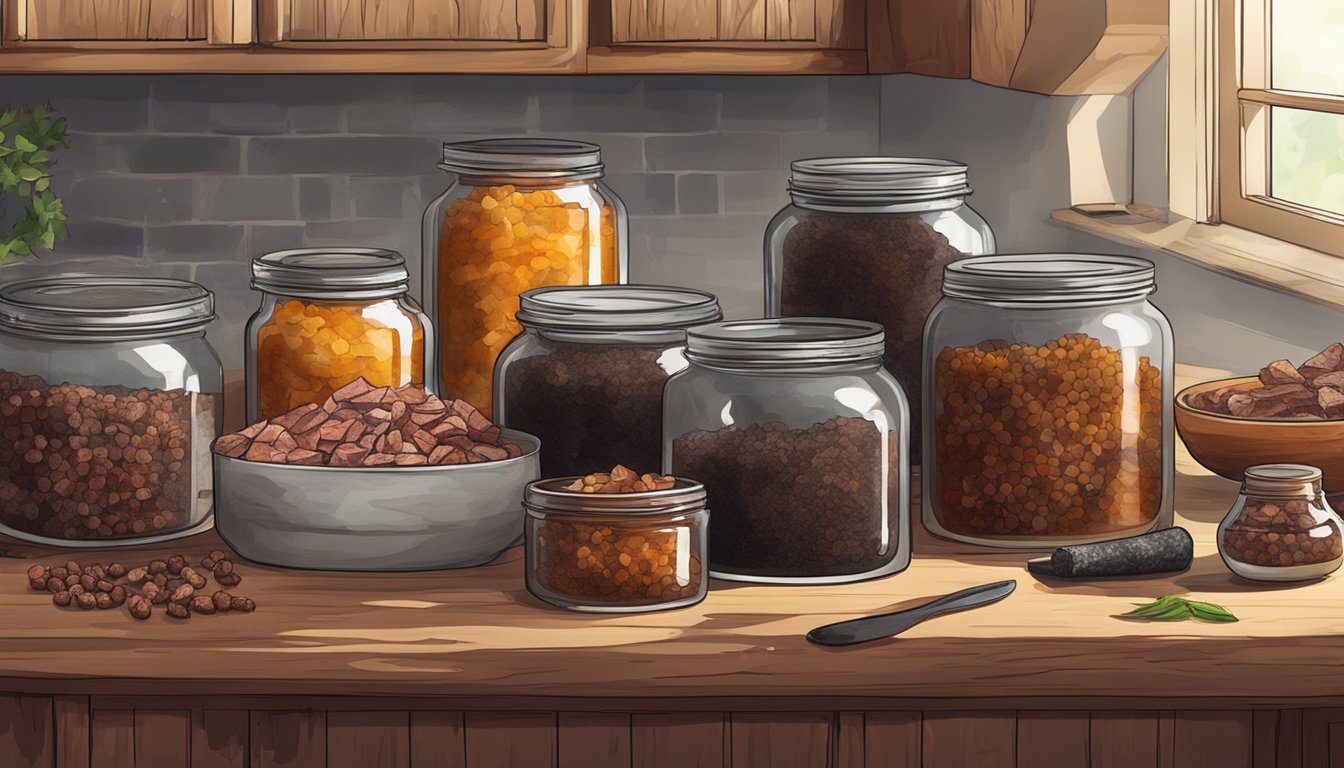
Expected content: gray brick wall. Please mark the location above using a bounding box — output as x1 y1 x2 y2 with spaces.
0 75 880 368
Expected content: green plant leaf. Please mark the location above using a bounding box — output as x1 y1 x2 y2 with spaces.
1119 596 1239 623
12 135 36 153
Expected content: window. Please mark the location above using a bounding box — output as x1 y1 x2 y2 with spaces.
1218 0 1344 256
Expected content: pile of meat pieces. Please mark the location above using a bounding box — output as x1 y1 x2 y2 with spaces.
1188 342 1344 419
214 379 522 466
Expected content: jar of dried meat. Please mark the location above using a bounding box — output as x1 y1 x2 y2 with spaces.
422 138 628 417
0 277 222 547
495 285 721 478
525 475 708 612
923 254 1174 548
662 318 910 584
1218 464 1343 582
764 157 994 464
245 248 430 423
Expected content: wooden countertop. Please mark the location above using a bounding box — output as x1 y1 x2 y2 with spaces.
4 366 1344 706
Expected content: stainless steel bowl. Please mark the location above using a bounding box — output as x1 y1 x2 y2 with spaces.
214 429 539 571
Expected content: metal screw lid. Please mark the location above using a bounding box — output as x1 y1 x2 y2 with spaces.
0 276 215 341
942 254 1157 306
516 285 722 332
525 477 707 517
685 318 885 368
1242 463 1324 498
788 157 972 209
440 138 605 181
250 248 410 300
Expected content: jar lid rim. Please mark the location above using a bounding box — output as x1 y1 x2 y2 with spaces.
524 477 707 516
251 248 409 298
789 156 972 204
440 138 604 179
1244 463 1323 484
0 275 215 339
686 318 885 365
517 285 722 331
942 253 1156 303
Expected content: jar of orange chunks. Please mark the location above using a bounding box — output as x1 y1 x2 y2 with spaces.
422 138 627 416
245 248 430 423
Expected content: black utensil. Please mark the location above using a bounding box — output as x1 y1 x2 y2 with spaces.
806 579 1016 646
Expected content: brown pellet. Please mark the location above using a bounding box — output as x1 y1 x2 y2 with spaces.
49 566 68 580
212 591 232 612
165 602 189 619
148 559 167 575
181 567 207 589
25 564 47 582
169 583 194 604
127 595 152 620
95 592 113 610
213 559 234 576
166 555 186 575
74 592 95 610
190 595 216 615
52 591 71 607
106 563 126 579
230 596 256 613
125 566 147 584
44 576 64 593
215 572 241 588
95 579 114 593
79 574 95 592
109 585 128 606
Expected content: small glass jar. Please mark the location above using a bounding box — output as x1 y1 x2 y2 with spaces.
663 318 911 584
1219 464 1344 582
525 476 708 612
923 254 1175 548
245 248 430 423
0 277 221 546
495 285 722 478
422 138 628 417
765 157 995 464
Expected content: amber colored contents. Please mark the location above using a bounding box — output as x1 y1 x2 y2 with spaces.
256 298 423 419
933 333 1164 538
436 183 619 416
533 519 703 604
565 465 676 494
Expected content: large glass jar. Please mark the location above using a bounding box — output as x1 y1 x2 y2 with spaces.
923 254 1175 548
245 248 429 423
422 138 628 417
1219 464 1344 582
525 476 708 612
663 318 910 584
0 277 222 546
765 157 994 464
495 285 721 478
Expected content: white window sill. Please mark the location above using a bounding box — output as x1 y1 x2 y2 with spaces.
1051 206 1344 313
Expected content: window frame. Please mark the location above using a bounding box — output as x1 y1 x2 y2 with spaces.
1215 0 1344 257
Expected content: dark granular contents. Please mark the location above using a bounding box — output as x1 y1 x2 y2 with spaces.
0 368 214 541
780 212 974 463
503 342 672 478
670 416 901 579
532 519 703 605
1223 498 1344 568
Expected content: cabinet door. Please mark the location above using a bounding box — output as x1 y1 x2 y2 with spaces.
608 0 863 48
4 0 253 45
268 0 550 44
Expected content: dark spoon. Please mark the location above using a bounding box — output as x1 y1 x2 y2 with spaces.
806 579 1017 646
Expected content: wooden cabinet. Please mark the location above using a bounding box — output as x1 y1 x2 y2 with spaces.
3 0 252 46
263 0 551 46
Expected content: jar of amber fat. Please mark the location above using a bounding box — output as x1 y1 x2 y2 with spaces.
422 138 627 416
524 470 707 613
245 248 430 423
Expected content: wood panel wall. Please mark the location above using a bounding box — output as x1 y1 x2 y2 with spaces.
0 694 1324 768
608 0 862 48
7 0 252 44
283 0 547 41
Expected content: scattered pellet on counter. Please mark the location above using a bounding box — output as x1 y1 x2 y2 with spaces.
1222 498 1344 568
932 333 1164 538
213 378 521 467
22 552 256 621
1187 342 1344 419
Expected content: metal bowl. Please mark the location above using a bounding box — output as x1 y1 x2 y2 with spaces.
214 429 540 571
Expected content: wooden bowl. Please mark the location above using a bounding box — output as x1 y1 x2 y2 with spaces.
1175 376 1344 491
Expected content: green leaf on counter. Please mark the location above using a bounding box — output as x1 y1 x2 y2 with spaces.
1119 595 1238 623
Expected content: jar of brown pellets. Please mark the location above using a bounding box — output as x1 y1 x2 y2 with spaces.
1218 464 1343 582
922 254 1174 548
422 139 628 418
663 318 911 584
524 476 708 612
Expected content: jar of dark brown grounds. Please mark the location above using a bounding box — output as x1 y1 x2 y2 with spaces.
1218 464 1344 582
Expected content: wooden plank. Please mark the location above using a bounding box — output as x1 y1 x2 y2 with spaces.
365 0 413 38
288 0 326 39
54 696 90 768
921 712 1015 768
192 708 250 768
126 0 152 38
1005 0 1104 93
409 0 461 38
189 0 209 37
27 0 99 39
662 0 717 40
632 713 725 768
730 712 831 768
1018 711 1089 768
1303 710 1331 768
786 0 815 40
517 0 544 39
328 710 409 768
832 712 864 768
326 0 360 38
0 694 52 768
1091 711 1159 768
464 712 556 767
460 0 519 40
864 712 920 768
410 711 466 768
717 0 765 40
1172 712 1253 768
813 0 862 48
866 0 970 76
90 710 134 768
1254 709 1304 768
251 710 327 768
558 713 631 768
970 0 1028 86
147 0 190 38
135 709 191 767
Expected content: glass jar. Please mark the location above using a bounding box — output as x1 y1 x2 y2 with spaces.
495 285 721 478
663 318 911 584
923 254 1175 548
525 476 708 612
765 157 995 464
1219 464 1344 582
422 138 628 417
0 277 221 546
245 248 430 423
